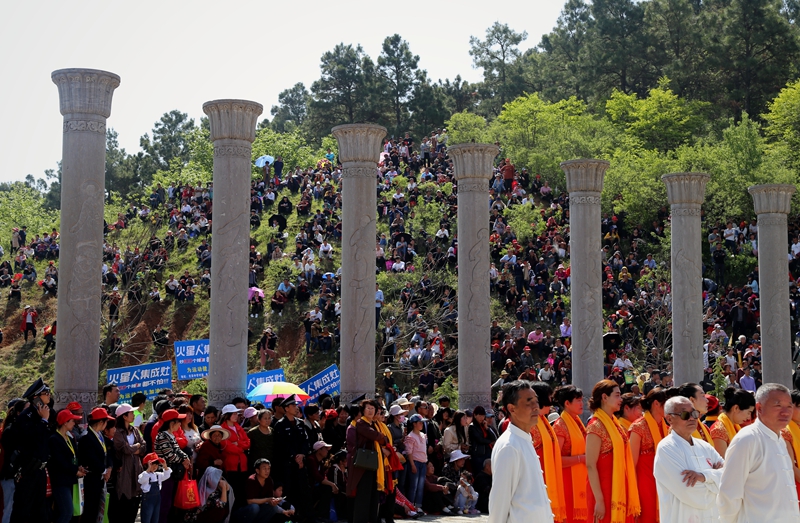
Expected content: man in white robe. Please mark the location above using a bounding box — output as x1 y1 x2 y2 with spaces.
718 383 800 523
488 381 553 523
654 396 724 523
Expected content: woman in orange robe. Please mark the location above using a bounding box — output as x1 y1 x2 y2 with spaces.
710 388 755 457
628 388 668 523
530 382 567 522
586 380 640 523
615 393 642 431
553 385 588 523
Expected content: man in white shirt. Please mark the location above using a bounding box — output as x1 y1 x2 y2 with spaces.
654 396 724 523
489 381 553 523
717 383 799 523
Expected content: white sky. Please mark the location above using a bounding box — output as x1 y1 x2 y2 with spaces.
0 0 563 184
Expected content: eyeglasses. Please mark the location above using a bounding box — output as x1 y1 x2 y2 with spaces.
668 410 700 421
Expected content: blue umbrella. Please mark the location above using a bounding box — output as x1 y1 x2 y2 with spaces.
254 155 274 168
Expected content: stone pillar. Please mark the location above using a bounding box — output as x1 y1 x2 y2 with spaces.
52 69 120 411
331 124 386 403
203 100 263 406
450 144 498 410
749 184 796 387
662 173 710 385
561 159 608 403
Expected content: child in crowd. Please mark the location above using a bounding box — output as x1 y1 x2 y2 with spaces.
455 471 479 514
138 453 172 523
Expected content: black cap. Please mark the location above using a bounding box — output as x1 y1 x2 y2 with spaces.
281 394 297 407
350 393 367 405
22 378 49 400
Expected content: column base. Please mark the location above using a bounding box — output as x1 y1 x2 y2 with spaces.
458 393 492 411
208 388 247 407
54 390 97 413
340 391 374 404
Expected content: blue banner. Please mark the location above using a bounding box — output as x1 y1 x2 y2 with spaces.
246 369 286 394
298 364 340 403
175 339 210 380
107 361 172 401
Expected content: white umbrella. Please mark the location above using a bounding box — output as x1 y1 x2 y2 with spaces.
254 155 274 168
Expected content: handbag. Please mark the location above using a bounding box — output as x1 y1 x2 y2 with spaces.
353 448 379 471
174 472 201 510
72 477 85 516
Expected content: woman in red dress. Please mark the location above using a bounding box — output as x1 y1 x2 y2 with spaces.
710 388 755 458
586 380 640 523
628 388 667 523
615 393 642 431
553 385 588 523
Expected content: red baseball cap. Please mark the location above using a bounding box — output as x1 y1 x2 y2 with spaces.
161 409 186 422
66 402 83 412
88 408 114 422
143 452 166 465
57 410 82 426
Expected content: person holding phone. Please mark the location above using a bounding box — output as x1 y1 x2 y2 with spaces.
6 378 52 523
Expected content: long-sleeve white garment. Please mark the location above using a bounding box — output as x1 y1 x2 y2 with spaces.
653 432 724 523
717 419 800 523
488 422 553 523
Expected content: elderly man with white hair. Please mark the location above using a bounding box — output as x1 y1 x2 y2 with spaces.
653 396 724 523
717 383 800 523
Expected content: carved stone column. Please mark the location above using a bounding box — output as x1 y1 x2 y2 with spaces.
203 100 263 406
561 159 608 404
749 184 796 387
663 173 710 385
331 124 386 404
450 144 498 410
52 68 120 411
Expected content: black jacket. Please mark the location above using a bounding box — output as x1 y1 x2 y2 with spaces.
47 434 79 488
78 430 112 486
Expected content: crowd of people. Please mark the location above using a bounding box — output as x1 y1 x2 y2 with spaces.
0 377 496 523
4 120 800 523
1 372 799 523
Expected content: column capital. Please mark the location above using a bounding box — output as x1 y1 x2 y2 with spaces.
52 68 120 118
331 124 386 163
561 159 609 193
662 172 710 206
449 143 500 182
748 184 796 215
203 99 263 142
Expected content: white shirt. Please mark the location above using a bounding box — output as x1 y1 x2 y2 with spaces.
717 419 800 523
654 432 724 523
138 468 172 493
488 422 553 523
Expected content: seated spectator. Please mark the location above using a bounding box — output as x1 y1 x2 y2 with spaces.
190 467 232 523
42 275 57 296
306 441 338 520
270 291 288 316
418 369 435 398
233 458 285 523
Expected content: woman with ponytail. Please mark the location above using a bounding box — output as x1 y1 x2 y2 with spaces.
710 388 755 457
529 382 567 522
615 393 642 431
586 380 640 523
780 389 800 508
628 388 667 523
553 385 588 523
